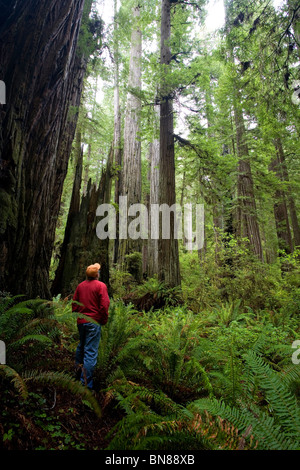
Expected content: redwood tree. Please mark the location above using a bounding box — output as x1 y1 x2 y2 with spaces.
158 0 181 287
224 0 264 261
118 4 143 267
113 0 123 265
0 0 87 297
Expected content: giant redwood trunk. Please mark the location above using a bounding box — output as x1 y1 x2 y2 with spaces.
158 0 181 287
148 105 160 278
113 0 123 265
0 0 86 298
275 137 300 249
234 101 264 261
118 5 142 267
224 0 263 262
269 150 293 254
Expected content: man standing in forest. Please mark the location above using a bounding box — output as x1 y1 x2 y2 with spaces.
72 263 110 390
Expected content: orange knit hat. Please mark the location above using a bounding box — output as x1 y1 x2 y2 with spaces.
86 263 101 278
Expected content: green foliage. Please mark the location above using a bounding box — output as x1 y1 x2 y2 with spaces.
180 237 300 317
0 365 28 400
190 350 300 450
0 296 60 369
97 301 138 386
0 294 104 450
2 0 300 451
1 277 299 450
77 1 103 59
110 268 136 299
24 370 101 418
113 307 214 401
124 251 142 282
105 379 213 450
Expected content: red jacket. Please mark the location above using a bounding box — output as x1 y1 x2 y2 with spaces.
72 280 110 325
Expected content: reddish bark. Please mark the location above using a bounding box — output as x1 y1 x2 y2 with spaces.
0 0 86 297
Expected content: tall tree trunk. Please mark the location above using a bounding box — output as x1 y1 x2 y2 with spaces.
118 5 142 268
148 105 160 277
0 0 86 297
158 0 181 287
83 143 92 197
275 137 300 249
234 100 264 261
113 0 123 265
205 84 223 261
269 147 293 254
83 76 98 197
224 1 263 261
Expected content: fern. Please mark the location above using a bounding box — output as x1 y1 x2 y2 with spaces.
9 334 53 349
244 350 300 439
190 397 295 450
105 378 241 450
0 294 25 314
279 363 300 388
113 309 214 400
0 297 53 343
190 351 300 450
104 379 212 450
0 364 28 399
23 370 102 418
97 301 138 385
17 317 61 342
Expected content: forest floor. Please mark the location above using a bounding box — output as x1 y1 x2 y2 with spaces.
1 345 121 451
1 264 299 451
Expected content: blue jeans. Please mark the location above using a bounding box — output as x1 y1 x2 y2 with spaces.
75 322 101 390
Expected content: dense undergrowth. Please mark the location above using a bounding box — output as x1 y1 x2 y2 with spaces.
0 249 300 450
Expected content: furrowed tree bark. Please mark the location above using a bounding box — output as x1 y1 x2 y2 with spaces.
118 5 142 270
113 0 123 265
0 0 86 298
158 0 181 287
234 101 264 261
269 150 293 254
224 0 263 262
275 137 300 249
148 105 160 277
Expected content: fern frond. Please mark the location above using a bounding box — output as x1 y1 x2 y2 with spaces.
191 392 299 450
9 334 53 349
24 370 102 417
279 363 300 387
244 350 300 439
185 357 214 397
105 381 213 450
17 317 60 342
0 295 25 314
97 301 138 384
135 417 214 450
0 364 28 399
